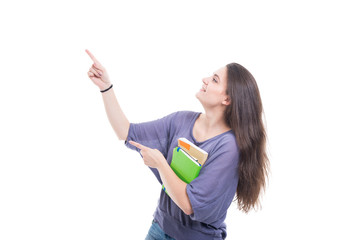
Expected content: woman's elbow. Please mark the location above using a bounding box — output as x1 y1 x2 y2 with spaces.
182 206 194 216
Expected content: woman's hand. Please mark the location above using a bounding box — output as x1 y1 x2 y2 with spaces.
129 141 167 169
130 141 193 215
85 49 112 91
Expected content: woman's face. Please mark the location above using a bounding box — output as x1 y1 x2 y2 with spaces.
196 66 230 108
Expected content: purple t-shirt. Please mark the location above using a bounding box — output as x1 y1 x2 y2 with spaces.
125 111 240 240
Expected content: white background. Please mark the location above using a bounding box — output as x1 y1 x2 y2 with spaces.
1 0 359 239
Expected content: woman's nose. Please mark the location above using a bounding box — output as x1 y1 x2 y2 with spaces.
202 77 209 84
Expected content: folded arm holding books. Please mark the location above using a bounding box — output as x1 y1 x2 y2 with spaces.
129 141 194 215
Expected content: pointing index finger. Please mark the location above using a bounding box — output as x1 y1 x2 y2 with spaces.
85 49 101 66
129 141 147 150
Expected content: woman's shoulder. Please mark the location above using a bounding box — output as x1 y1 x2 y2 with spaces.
172 110 200 118
165 110 200 123
201 131 240 170
208 131 239 156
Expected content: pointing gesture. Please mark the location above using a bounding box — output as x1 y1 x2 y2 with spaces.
129 141 167 169
85 49 112 91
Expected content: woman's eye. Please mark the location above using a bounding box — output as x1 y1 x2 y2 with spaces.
212 78 218 83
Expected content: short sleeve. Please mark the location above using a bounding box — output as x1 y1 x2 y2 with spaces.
124 112 178 157
186 137 240 226
124 112 179 183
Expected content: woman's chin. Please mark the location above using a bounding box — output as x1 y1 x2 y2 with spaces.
195 91 202 100
195 92 206 106
195 89 205 97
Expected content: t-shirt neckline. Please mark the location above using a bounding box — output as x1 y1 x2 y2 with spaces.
190 112 233 145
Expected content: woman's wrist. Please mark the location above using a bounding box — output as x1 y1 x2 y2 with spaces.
156 155 169 171
100 83 113 92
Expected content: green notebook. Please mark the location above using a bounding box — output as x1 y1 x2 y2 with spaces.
162 146 202 194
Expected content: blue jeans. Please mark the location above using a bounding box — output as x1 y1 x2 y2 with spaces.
145 220 176 240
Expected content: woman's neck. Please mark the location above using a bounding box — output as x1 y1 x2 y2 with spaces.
193 109 231 142
199 108 231 133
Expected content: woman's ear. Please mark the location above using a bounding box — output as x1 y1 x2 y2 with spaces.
222 96 231 106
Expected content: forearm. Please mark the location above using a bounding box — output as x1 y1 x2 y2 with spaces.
157 161 194 215
101 88 130 140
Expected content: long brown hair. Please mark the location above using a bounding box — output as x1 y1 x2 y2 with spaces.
225 63 269 213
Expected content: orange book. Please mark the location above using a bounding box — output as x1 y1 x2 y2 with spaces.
177 138 208 166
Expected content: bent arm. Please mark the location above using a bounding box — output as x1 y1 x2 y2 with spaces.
101 88 130 140
128 140 193 215
158 161 194 215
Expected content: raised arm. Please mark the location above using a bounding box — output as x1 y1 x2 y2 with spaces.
86 49 130 140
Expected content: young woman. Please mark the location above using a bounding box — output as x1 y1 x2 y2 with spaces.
86 49 269 240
